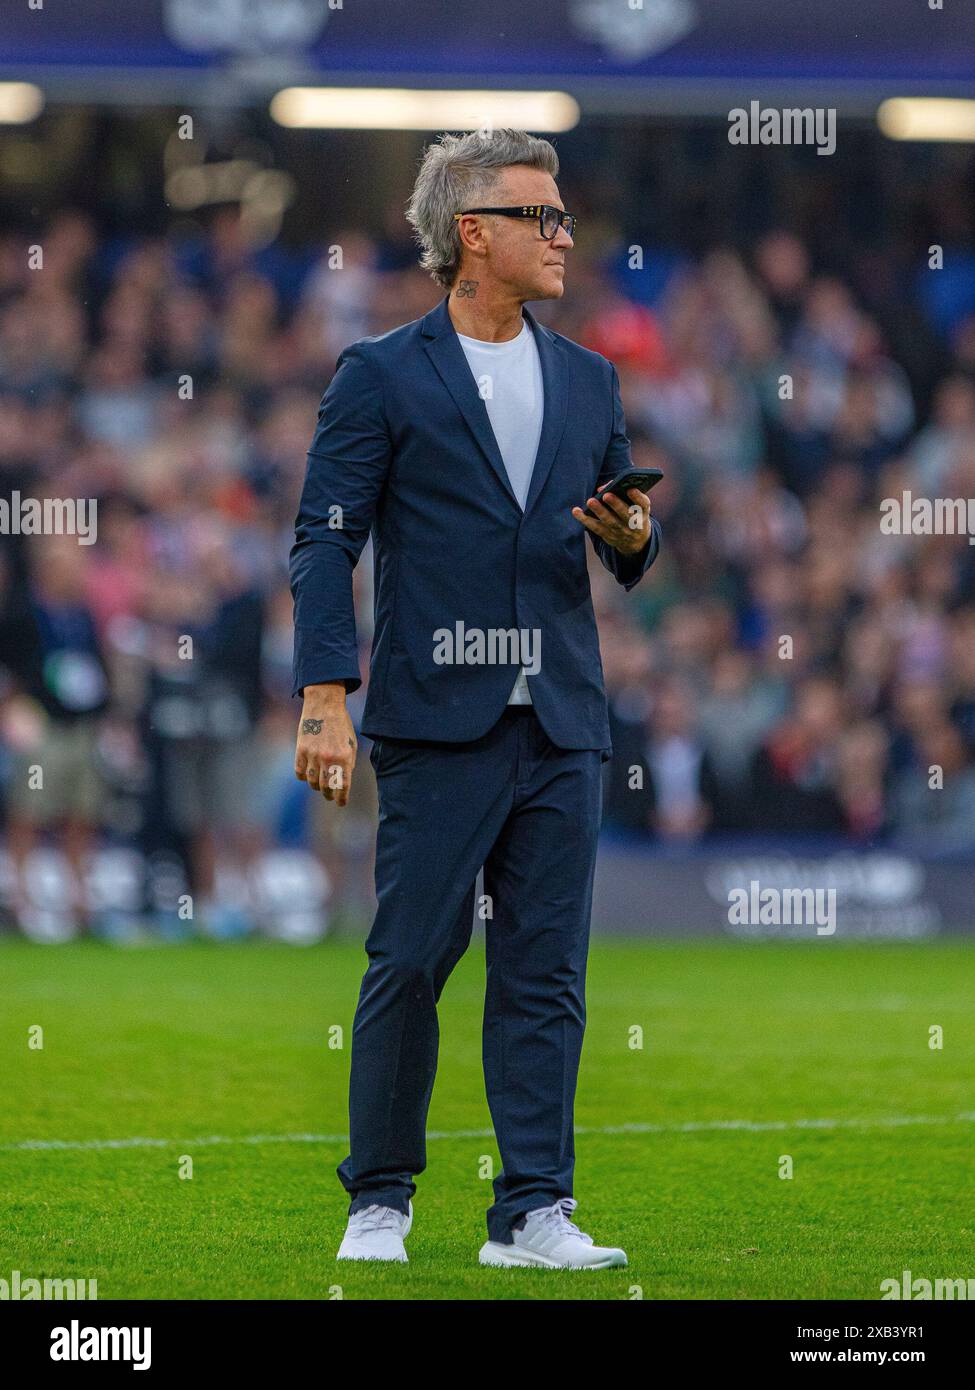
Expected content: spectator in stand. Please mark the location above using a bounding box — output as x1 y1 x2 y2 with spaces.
140 519 264 938
892 720 975 856
750 675 847 833
1 534 109 934
698 649 787 830
605 675 720 841
836 720 891 841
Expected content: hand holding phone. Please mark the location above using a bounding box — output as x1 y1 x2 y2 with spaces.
582 466 664 518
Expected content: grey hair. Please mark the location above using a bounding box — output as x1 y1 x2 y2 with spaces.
405 129 560 290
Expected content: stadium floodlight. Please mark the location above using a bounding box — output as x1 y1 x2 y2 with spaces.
0 82 44 124
269 87 580 132
878 98 975 143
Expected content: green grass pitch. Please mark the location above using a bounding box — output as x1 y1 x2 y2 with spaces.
1 937 972 1300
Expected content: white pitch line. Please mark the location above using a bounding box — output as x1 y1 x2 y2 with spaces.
2 1112 974 1154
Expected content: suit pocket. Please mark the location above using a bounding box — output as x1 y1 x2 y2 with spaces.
368 734 429 781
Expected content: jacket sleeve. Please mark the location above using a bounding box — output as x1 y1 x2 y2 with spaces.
589 361 661 592
290 344 392 697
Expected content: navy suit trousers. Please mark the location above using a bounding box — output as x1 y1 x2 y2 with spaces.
337 704 603 1242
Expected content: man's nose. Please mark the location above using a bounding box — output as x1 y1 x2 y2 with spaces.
551 224 574 249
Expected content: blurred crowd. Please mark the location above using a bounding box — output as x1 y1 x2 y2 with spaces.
0 197 974 933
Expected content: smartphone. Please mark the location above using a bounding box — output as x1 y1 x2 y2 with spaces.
584 466 664 516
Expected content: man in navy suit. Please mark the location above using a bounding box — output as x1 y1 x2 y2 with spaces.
291 129 660 1269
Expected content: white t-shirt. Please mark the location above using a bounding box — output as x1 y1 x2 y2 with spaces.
456 318 544 704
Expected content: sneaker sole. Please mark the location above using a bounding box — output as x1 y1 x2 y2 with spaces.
478 1241 627 1270
336 1250 408 1263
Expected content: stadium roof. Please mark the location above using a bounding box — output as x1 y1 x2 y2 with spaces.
1 0 972 117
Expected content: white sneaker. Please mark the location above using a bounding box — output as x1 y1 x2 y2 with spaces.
336 1201 413 1262
479 1197 627 1269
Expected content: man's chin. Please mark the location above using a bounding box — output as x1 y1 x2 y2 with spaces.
530 274 566 301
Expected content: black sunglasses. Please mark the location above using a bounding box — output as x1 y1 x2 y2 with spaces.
453 204 577 240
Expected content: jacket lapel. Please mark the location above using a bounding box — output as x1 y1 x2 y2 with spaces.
422 297 520 510
522 305 568 516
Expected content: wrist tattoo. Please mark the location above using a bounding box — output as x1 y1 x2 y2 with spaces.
302 718 323 735
456 280 478 298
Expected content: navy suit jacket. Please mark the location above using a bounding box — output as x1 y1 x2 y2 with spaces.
290 295 660 752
